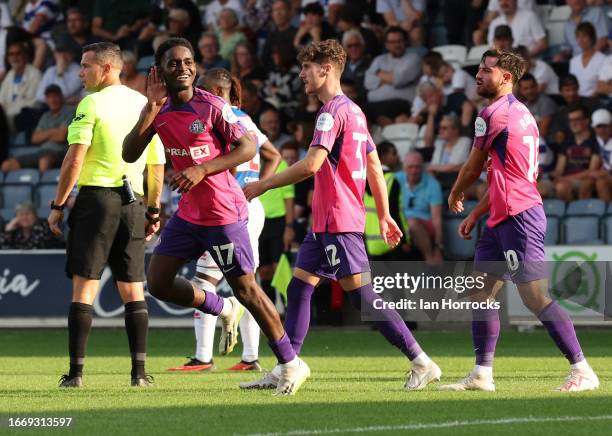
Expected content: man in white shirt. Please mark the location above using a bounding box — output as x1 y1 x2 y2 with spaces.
487 0 546 57
35 40 82 105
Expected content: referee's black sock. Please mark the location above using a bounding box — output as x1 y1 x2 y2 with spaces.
124 300 148 379
68 302 93 378
261 279 275 304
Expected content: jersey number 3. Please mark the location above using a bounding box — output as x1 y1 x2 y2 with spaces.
352 132 368 180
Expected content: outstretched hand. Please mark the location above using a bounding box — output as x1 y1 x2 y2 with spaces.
146 67 167 108
379 215 403 248
243 181 268 201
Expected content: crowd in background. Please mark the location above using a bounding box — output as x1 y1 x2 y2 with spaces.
0 0 610 265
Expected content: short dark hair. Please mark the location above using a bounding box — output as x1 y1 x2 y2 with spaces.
241 80 258 97
155 37 195 67
567 103 588 119
518 72 537 85
559 74 579 90
422 51 444 73
82 42 122 69
493 24 513 40
576 21 596 46
337 5 362 25
384 26 407 42
480 49 526 83
44 84 63 96
377 141 396 158
66 7 87 20
302 2 324 16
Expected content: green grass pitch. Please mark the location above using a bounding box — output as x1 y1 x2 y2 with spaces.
1 328 610 435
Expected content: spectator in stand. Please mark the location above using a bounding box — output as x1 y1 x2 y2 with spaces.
293 2 336 50
426 114 471 189
262 44 301 118
0 201 64 249
21 0 64 70
590 109 612 202
261 0 297 66
553 104 601 202
364 26 421 126
231 41 266 88
473 0 534 45
569 22 607 98
340 29 370 105
241 80 277 124
437 61 477 102
260 108 292 150
0 41 41 133
409 51 444 118
91 0 150 49
396 151 444 263
293 91 321 123
205 0 244 30
301 0 345 26
280 141 313 243
376 0 426 50
244 0 273 34
35 38 82 105
216 8 247 61
409 81 473 134
514 45 559 96
492 24 514 51
0 105 9 163
196 33 231 75
518 73 557 141
549 74 602 146
596 55 612 98
120 51 146 95
64 7 100 49
486 0 546 57
555 0 609 62
1 85 73 173
336 4 382 56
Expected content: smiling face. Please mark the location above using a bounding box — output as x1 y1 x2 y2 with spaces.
160 45 196 93
475 56 511 99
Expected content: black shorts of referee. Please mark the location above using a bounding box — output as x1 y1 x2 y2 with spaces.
66 186 146 282
259 216 285 266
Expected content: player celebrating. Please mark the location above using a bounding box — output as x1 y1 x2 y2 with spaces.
242 40 441 393
167 68 282 372
441 49 599 392
122 38 308 396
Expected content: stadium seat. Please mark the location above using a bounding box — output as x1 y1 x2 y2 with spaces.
545 216 560 245
562 216 602 244
9 146 37 158
548 5 571 21
370 124 384 145
546 5 571 46
382 123 419 157
0 207 13 221
606 203 612 216
432 45 467 65
543 198 566 217
443 216 476 260
137 55 155 73
1 185 33 210
40 169 61 184
464 45 488 66
566 199 606 217
4 169 40 185
0 171 4 184
537 4 553 24
37 205 50 219
36 184 57 208
603 216 612 244
12 131 28 146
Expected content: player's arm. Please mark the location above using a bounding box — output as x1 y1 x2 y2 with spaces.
458 189 489 240
243 146 328 200
145 163 164 239
366 149 403 247
448 147 488 214
123 67 167 163
259 140 282 181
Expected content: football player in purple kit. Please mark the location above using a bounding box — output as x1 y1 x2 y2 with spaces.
122 38 308 396
242 39 442 393
441 49 599 392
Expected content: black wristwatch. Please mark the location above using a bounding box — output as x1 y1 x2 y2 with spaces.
50 201 65 211
147 206 161 214
145 212 160 224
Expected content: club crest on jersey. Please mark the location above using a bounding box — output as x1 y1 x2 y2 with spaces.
189 119 205 134
474 117 487 137
316 112 334 132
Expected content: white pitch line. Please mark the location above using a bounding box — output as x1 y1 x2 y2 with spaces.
241 415 612 436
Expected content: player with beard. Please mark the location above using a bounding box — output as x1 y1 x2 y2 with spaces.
123 38 308 396
441 49 599 392
241 39 442 394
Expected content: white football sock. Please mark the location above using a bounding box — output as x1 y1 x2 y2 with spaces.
239 309 260 362
411 352 432 367
280 356 300 369
571 359 590 372
192 278 218 363
473 364 493 379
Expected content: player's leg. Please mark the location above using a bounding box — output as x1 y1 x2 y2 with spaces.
407 218 435 262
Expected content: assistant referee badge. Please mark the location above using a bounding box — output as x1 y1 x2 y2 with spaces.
189 119 205 134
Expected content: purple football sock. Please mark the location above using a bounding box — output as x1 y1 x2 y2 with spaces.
348 282 423 360
471 307 500 367
268 332 296 364
538 301 584 364
195 291 224 316
284 278 315 354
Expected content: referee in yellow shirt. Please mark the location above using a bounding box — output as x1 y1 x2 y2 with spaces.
47 43 165 388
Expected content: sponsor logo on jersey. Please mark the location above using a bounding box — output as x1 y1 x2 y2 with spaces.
190 144 211 160
189 119 205 134
165 148 190 157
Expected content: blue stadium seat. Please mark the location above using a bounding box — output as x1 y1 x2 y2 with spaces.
137 55 155 73
0 207 13 221
566 199 606 217
606 203 612 216
0 171 4 184
4 169 40 185
543 199 565 217
545 216 560 245
443 216 476 260
603 216 612 244
36 184 57 208
562 216 603 244
37 205 50 219
9 146 37 158
40 169 61 184
1 185 33 210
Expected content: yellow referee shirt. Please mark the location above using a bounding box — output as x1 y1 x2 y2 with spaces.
67 84 165 196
